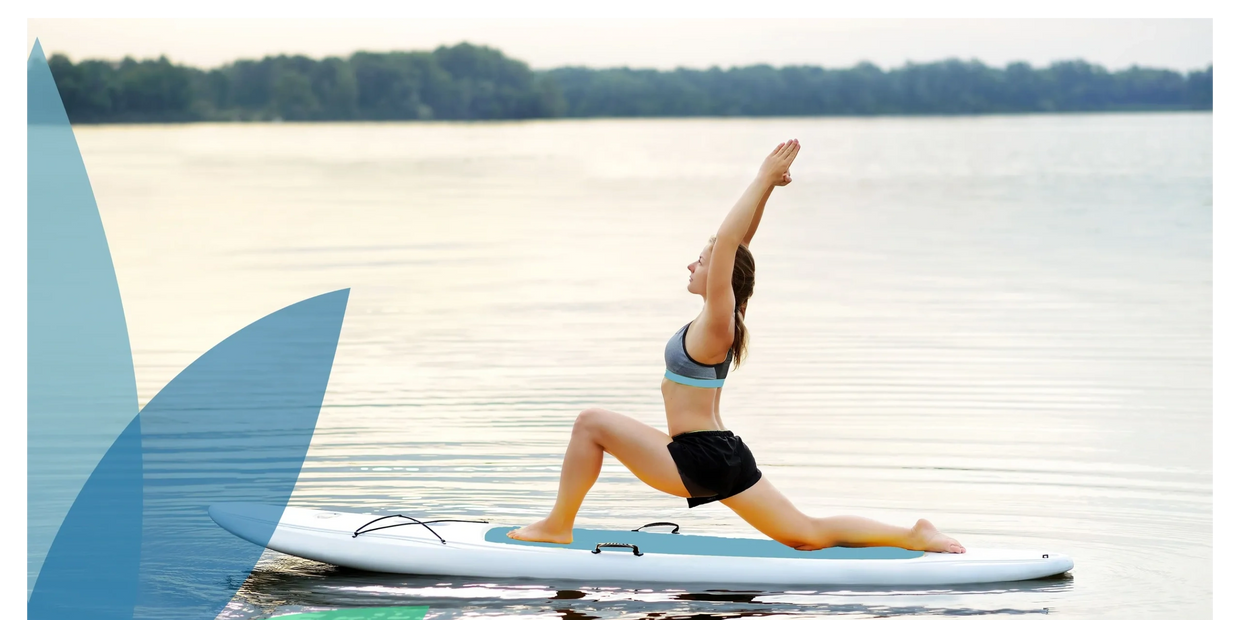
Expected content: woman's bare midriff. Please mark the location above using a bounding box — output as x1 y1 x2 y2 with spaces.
662 377 726 436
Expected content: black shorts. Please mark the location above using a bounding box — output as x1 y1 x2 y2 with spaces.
666 430 763 508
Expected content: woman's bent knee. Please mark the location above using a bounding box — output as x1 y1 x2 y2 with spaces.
573 407 611 436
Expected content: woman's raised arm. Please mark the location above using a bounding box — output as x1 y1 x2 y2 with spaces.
702 140 799 334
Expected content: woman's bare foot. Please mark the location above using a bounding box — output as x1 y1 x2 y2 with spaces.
506 518 573 544
910 519 966 553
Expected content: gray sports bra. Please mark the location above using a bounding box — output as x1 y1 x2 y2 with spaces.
663 322 733 388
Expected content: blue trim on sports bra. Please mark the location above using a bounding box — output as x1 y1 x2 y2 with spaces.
664 370 726 388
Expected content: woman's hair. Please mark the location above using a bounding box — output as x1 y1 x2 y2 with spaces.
708 235 756 369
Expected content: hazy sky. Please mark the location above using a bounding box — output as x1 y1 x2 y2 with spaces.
28 18 1212 72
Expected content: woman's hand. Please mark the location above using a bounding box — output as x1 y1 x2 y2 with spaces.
758 139 800 185
774 172 792 186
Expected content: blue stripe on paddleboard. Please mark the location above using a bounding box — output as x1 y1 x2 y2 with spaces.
485 527 923 560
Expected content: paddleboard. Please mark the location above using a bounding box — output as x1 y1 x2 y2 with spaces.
210 503 1073 586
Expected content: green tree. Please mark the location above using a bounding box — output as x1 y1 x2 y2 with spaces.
46 46 1214 124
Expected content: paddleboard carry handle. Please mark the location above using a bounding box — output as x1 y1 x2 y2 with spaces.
593 542 643 556
632 521 680 534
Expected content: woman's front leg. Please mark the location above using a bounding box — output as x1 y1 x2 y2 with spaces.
508 407 691 544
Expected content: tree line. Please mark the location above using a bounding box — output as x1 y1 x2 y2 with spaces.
45 42 1213 123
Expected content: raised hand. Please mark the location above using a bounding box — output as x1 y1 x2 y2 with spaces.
758 139 800 185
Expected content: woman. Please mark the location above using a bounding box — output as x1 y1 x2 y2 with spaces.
509 139 965 554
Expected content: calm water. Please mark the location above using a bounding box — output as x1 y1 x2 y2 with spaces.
75 113 1212 619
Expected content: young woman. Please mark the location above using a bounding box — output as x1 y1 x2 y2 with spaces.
509 139 965 554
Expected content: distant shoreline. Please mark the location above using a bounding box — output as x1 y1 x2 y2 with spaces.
43 42 1213 125
63 108 1214 127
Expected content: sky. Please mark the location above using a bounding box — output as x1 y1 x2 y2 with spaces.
27 18 1213 73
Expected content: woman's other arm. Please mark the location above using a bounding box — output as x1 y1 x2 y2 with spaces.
741 171 789 247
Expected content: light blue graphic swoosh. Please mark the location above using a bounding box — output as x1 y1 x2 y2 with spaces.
27 39 140 598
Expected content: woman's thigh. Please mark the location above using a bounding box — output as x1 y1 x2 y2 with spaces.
720 476 815 548
578 408 691 499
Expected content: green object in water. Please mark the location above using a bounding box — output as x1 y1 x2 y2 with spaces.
275 606 429 620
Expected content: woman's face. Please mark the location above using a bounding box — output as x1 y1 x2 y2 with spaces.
687 242 714 297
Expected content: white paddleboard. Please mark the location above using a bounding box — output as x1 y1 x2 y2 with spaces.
209 503 1073 586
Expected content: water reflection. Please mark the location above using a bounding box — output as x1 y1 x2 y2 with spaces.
223 555 1072 619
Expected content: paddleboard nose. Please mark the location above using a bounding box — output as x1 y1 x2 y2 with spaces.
208 503 287 547
1042 552 1074 575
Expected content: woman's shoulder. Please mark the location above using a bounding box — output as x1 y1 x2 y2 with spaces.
691 310 736 338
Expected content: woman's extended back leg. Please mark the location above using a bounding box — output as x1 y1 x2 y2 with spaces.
507 407 691 543
720 477 965 553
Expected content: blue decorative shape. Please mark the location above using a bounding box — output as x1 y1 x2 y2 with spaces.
27 416 144 620
135 289 349 620
27 36 351 620
27 39 140 596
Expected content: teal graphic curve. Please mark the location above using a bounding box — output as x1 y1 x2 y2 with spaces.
28 417 143 619
28 38 351 619
135 289 348 619
28 291 349 620
27 39 140 597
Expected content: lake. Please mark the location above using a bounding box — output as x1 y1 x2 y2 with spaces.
74 112 1212 619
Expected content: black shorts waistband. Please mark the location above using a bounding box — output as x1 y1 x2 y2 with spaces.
672 430 734 439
